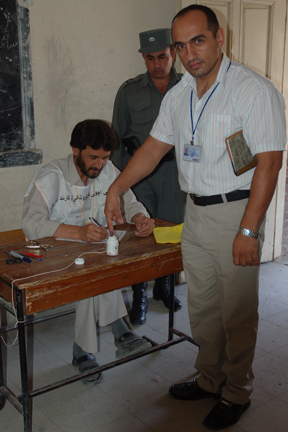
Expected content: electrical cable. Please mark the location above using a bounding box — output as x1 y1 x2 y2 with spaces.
1 250 105 347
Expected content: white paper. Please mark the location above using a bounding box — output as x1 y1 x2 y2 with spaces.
56 230 126 244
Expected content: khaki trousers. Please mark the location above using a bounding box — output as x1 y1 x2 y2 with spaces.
181 195 265 404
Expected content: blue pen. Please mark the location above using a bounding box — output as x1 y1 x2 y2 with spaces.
10 250 32 263
19 252 43 261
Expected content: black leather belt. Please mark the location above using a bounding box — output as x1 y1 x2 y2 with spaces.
189 190 250 206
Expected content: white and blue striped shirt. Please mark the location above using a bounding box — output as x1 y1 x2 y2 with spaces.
150 53 286 195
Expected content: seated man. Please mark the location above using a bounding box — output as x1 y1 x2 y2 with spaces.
22 119 155 383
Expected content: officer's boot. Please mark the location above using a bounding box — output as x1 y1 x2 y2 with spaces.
129 282 148 325
153 275 182 311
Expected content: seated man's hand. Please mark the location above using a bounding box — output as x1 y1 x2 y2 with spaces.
53 222 107 243
132 213 155 237
79 224 108 243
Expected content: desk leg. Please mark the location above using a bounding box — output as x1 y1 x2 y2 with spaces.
16 289 31 432
0 334 5 410
168 273 175 341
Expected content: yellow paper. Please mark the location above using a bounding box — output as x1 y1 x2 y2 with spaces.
153 223 183 244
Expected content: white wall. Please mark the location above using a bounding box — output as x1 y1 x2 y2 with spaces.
0 0 177 232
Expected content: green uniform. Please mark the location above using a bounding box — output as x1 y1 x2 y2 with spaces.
111 69 187 224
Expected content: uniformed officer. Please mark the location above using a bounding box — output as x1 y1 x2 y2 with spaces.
111 28 187 325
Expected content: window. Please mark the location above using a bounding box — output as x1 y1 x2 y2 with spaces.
0 0 42 168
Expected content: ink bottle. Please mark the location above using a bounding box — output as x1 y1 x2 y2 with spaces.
106 235 119 256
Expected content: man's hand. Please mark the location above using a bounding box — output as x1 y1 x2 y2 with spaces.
233 151 283 267
105 136 173 235
105 186 124 235
53 223 107 243
232 233 259 266
132 213 155 237
78 224 108 243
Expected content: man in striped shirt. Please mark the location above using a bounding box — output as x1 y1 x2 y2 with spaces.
105 5 286 429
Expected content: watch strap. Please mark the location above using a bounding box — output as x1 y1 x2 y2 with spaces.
237 227 260 240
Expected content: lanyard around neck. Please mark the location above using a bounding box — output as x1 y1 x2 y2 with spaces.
190 60 231 144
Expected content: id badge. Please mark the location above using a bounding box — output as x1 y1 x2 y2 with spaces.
183 144 201 162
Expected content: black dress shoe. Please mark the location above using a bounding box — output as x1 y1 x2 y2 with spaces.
129 283 148 325
203 398 251 430
72 353 103 384
169 379 217 400
153 275 182 311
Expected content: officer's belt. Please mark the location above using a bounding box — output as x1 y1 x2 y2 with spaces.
123 136 175 164
159 150 175 164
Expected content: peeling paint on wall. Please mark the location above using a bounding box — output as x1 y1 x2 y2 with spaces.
46 35 84 128
47 36 74 128
0 149 42 167
17 0 34 8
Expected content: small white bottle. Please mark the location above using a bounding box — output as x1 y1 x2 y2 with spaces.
106 235 119 256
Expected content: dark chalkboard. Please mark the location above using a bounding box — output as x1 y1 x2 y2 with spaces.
0 0 42 167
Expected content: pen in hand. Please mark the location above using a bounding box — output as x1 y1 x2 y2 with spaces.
89 217 102 227
89 216 112 236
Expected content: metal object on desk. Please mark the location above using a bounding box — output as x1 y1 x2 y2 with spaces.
25 240 53 251
5 250 22 264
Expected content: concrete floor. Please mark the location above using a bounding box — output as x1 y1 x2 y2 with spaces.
1 259 288 432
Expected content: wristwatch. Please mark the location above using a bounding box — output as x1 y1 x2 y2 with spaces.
237 227 261 240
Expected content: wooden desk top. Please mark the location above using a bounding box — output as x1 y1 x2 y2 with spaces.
0 219 183 315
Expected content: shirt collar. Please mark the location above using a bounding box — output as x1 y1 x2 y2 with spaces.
141 68 181 92
215 52 231 87
181 52 231 91
166 67 182 89
140 71 151 87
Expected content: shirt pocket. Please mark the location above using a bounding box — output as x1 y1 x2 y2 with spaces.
201 113 239 148
130 99 151 126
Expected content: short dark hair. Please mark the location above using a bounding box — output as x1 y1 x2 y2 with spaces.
70 119 116 152
172 4 220 38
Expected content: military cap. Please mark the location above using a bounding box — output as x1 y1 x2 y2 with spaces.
138 28 172 53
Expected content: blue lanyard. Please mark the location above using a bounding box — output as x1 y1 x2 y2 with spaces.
190 61 231 144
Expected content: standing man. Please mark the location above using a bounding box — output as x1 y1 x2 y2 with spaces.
112 28 186 325
22 119 154 384
105 5 286 430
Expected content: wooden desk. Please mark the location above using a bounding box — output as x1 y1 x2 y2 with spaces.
0 219 195 432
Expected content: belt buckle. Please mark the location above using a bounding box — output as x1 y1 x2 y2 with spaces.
192 194 206 207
